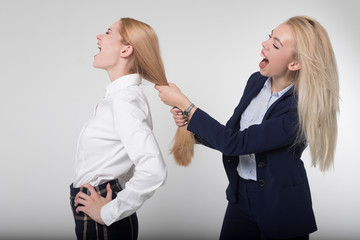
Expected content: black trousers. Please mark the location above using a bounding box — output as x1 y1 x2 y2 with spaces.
220 177 309 240
70 179 138 240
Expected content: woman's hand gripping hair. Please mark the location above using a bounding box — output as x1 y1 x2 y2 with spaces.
155 83 195 166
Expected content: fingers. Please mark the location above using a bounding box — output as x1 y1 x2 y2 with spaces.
173 114 185 119
175 119 187 127
74 197 87 208
75 184 99 207
74 183 113 220
173 113 186 121
171 108 186 126
76 206 85 214
105 183 112 201
74 191 92 207
154 84 169 92
170 107 182 114
171 107 184 118
168 83 179 90
171 107 187 126
74 192 89 207
175 118 187 125
155 83 180 95
81 184 97 196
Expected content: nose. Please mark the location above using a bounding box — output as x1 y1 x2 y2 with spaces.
262 39 269 49
96 34 103 40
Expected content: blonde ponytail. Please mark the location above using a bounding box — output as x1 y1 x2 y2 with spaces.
119 18 195 166
287 16 339 171
170 127 195 166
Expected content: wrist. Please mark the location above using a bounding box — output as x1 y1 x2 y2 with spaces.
179 99 192 112
188 106 197 119
183 103 195 118
184 106 197 129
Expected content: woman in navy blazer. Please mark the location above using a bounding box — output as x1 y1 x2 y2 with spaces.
156 16 339 240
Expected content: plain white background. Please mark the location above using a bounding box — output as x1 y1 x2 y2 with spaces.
1 0 359 239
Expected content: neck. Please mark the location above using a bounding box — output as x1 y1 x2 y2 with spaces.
271 72 296 93
108 70 133 82
107 59 135 82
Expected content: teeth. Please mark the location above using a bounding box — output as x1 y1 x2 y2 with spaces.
260 53 266 59
97 45 101 51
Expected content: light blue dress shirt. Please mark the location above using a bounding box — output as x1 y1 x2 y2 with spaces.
237 78 294 180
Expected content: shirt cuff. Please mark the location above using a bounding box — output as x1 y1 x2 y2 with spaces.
101 200 118 226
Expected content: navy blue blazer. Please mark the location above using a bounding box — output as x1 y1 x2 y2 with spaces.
187 72 317 239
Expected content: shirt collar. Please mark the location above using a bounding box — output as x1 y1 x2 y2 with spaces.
105 73 141 96
263 77 294 98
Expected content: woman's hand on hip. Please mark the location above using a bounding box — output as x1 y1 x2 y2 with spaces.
74 183 112 225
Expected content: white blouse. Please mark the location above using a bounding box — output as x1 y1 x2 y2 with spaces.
73 73 167 226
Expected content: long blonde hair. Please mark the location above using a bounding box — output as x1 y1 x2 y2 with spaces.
119 18 167 85
287 16 339 171
169 16 340 169
119 18 194 166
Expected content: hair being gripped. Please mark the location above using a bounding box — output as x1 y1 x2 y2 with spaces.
119 18 167 85
287 16 339 171
119 18 195 166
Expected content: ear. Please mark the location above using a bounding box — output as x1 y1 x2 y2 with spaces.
288 60 301 71
120 45 133 58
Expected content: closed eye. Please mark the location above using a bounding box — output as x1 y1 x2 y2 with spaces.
269 34 279 49
106 28 112 35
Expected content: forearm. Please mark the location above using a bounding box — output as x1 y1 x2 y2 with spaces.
101 156 166 226
187 108 298 156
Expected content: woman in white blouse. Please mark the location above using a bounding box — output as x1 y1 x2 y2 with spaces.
70 18 167 240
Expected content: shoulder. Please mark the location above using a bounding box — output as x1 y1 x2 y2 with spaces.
110 85 146 104
109 86 149 115
242 72 268 94
247 72 268 86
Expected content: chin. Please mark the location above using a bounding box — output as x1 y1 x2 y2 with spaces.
259 68 269 77
93 61 104 69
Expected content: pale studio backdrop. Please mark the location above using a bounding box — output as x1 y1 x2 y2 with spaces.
0 0 359 239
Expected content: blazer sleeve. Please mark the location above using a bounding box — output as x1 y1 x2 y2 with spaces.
187 107 298 156
194 134 215 149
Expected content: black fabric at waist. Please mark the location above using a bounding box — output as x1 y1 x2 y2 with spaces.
70 179 122 198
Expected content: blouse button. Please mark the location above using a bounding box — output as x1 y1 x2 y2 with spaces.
258 162 265 168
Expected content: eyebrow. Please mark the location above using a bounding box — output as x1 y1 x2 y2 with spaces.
271 30 284 47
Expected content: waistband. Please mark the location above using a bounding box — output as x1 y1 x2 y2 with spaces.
70 179 122 198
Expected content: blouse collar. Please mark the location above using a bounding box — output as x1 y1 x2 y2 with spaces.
105 74 141 96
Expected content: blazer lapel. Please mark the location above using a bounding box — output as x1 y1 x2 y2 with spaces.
263 85 295 120
227 75 268 130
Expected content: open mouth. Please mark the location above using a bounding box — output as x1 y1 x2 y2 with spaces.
94 44 101 58
259 52 269 69
94 44 102 58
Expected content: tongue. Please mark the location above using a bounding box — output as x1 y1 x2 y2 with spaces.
259 58 269 69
